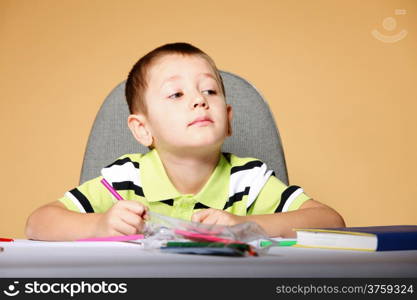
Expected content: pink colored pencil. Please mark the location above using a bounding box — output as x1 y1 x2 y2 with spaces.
101 178 124 200
77 234 144 242
174 229 242 244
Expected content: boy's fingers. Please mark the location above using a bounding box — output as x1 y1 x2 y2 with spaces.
191 210 205 223
114 219 139 235
118 200 147 216
191 209 213 223
199 213 220 225
121 211 143 229
142 206 150 220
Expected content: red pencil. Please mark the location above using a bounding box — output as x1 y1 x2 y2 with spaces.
0 238 14 242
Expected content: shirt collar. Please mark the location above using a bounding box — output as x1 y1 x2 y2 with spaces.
141 149 230 209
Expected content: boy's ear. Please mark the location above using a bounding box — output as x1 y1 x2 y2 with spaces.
127 114 153 147
226 105 233 136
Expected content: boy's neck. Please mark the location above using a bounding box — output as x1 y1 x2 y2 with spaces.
156 147 221 195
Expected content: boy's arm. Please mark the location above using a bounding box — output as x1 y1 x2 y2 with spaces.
244 199 345 238
25 200 148 241
25 201 102 241
192 199 345 238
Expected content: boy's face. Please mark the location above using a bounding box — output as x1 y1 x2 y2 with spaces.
134 54 232 153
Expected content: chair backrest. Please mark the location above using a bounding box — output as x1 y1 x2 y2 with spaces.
80 71 289 185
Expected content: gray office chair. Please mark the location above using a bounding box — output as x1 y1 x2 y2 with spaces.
80 71 289 185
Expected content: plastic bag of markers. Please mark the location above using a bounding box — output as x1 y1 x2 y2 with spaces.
140 211 273 255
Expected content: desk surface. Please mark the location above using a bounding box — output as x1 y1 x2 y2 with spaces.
1 240 416 278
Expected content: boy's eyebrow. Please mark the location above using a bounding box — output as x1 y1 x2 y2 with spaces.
198 73 216 80
160 75 181 88
160 73 217 88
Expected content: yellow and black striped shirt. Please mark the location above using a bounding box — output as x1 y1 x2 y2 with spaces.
59 149 310 220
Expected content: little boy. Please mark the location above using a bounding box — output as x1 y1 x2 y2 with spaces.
25 42 345 241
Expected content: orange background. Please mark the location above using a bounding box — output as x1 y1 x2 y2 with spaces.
1 0 416 238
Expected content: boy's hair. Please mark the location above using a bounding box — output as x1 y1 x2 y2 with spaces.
125 42 225 114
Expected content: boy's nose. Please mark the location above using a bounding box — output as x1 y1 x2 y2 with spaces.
192 96 209 109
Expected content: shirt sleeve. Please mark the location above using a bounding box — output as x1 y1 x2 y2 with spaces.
58 175 116 213
58 153 146 213
247 175 311 215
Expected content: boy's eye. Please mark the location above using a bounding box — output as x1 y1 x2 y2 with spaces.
168 92 183 99
202 89 217 95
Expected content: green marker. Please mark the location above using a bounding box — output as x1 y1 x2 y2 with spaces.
165 241 250 251
260 240 297 247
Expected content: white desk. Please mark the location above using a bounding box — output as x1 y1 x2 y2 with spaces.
1 240 416 278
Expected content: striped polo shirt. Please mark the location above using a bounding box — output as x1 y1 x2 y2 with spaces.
59 149 310 220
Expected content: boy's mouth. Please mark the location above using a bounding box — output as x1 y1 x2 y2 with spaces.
188 116 214 127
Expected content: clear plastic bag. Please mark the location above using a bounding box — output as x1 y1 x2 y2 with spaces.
140 211 274 255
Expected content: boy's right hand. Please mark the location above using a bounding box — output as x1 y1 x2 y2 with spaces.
93 200 148 237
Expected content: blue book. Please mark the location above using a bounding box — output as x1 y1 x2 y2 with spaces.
294 225 417 251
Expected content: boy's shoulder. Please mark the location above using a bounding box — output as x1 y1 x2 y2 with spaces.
112 152 144 162
102 153 144 170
